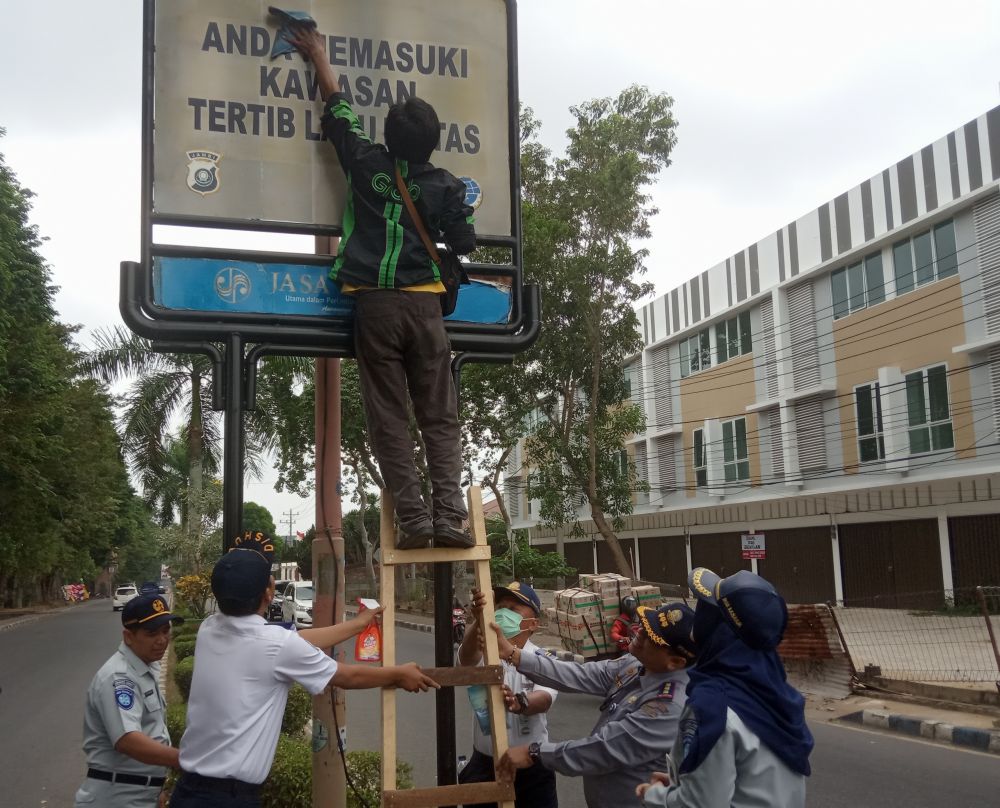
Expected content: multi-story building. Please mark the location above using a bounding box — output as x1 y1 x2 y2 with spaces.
507 106 1000 607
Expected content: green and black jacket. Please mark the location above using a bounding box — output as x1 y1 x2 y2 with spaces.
320 93 476 289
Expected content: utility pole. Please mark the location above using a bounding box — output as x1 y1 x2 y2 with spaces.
281 508 299 544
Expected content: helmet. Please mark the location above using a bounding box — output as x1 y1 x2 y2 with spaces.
621 595 638 617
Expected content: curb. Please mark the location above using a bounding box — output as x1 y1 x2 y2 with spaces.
838 709 1000 754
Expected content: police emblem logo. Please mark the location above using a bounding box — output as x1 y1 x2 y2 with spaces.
152 598 165 613
115 686 135 710
186 150 222 196
459 176 483 209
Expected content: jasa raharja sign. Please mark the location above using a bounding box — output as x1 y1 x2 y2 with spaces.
152 0 512 237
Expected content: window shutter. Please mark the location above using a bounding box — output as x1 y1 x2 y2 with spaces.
788 281 821 389
635 442 649 504
654 435 675 495
991 347 1000 437
760 297 778 400
649 346 672 431
795 396 827 471
505 478 521 520
768 407 785 479
974 195 1000 335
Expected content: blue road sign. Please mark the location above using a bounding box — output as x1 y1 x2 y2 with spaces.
152 257 511 323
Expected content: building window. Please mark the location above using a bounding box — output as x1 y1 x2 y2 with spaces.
679 329 711 378
832 252 886 319
854 382 885 462
716 311 752 364
905 364 954 454
722 418 750 482
693 428 707 486
892 219 958 296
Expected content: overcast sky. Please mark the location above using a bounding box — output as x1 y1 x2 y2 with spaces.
2 1 1000 534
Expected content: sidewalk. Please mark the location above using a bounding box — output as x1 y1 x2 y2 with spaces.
367 607 1000 755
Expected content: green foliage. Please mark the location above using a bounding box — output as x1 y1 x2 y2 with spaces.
259 735 312 808
165 702 187 746
342 495 379 566
487 517 576 582
242 501 278 539
171 619 203 640
173 655 195 702
175 574 213 619
281 684 312 736
345 750 414 808
172 638 196 662
291 527 314 579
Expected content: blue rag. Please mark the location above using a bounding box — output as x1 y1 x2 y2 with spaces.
267 6 317 59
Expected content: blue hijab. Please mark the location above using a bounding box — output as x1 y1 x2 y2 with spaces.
680 605 814 776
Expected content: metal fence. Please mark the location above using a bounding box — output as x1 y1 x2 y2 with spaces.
829 586 1000 684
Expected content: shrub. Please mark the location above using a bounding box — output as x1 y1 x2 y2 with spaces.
173 638 196 662
345 750 413 808
261 736 311 808
175 574 213 619
281 684 312 737
166 702 187 745
257 742 413 808
173 655 195 702
171 619 203 640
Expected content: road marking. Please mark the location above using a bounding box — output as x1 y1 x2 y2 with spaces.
825 718 998 759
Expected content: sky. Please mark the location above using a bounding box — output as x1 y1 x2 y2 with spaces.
2 0 1000 536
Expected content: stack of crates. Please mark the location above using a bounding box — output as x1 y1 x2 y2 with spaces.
547 574 663 657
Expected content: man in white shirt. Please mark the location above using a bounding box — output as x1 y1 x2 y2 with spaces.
457 582 558 808
171 534 437 807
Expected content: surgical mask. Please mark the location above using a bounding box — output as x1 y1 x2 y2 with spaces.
494 608 525 639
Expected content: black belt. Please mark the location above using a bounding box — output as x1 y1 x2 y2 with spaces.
87 768 165 788
180 771 263 797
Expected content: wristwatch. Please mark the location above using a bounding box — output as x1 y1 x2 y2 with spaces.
516 692 530 714
527 742 541 765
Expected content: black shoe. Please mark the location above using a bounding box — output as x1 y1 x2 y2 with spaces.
434 524 474 549
396 526 434 550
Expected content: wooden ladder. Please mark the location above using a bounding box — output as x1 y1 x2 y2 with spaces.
379 486 515 808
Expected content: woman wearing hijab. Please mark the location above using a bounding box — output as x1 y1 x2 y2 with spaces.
636 568 814 808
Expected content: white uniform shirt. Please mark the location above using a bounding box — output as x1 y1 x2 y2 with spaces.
472 639 557 756
178 613 338 784
641 706 807 808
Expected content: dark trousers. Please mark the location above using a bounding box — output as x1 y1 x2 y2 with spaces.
458 748 558 808
354 290 467 535
169 777 260 808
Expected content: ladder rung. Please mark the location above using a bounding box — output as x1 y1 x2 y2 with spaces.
381 545 491 565
383 781 514 808
419 665 503 688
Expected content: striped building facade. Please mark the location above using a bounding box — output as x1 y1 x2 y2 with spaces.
507 106 1000 607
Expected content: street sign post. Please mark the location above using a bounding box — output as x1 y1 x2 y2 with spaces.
741 532 766 560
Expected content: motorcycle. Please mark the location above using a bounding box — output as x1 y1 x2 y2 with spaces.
451 606 467 645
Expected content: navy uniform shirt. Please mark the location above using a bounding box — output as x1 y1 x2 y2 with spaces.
74 643 169 807
518 650 689 808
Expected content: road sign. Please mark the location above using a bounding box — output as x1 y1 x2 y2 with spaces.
741 532 766 560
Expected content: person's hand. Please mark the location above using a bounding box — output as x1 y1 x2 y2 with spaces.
490 622 516 662
501 684 521 714
394 662 439 693
470 588 487 623
287 25 324 61
498 746 533 780
635 772 671 800
158 790 168 808
356 605 384 628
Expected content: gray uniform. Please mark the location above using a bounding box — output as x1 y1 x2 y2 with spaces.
640 706 806 808
73 643 170 808
518 650 689 808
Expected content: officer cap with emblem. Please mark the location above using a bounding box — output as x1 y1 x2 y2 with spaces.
211 532 277 604
688 567 788 650
635 601 696 658
492 580 541 616
122 593 184 630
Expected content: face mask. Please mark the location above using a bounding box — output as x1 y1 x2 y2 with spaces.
494 607 525 639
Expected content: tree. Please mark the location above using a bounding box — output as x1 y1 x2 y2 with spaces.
485 516 575 583
242 501 278 539
292 526 315 579
517 89 675 577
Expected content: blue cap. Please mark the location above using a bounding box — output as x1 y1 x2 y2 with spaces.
636 602 696 657
688 568 788 650
122 594 184 631
493 581 541 616
211 535 276 603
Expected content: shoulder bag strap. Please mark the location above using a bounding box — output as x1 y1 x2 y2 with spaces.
394 164 441 266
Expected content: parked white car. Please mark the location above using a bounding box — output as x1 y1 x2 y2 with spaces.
112 584 138 611
281 581 314 628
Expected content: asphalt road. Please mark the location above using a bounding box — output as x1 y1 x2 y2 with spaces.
2 602 999 808
0 599 123 808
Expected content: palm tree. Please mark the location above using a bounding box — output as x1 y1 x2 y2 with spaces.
81 326 313 547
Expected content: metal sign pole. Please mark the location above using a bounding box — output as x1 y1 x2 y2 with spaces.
221 333 245 552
